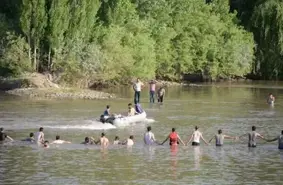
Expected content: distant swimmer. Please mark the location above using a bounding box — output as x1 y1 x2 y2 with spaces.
51 135 71 144
22 133 35 142
239 126 265 147
266 130 283 149
157 86 165 103
113 136 121 145
209 129 236 146
187 126 209 146
267 93 275 105
123 135 134 146
144 126 157 145
35 127 45 144
160 128 185 146
0 127 13 142
128 103 137 116
81 137 95 145
96 133 109 148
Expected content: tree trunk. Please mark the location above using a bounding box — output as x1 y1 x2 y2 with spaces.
28 36 31 66
34 40 37 71
48 47 51 71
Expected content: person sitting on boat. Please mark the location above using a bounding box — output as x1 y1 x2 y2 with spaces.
103 105 111 116
135 103 143 114
267 93 275 105
128 103 137 116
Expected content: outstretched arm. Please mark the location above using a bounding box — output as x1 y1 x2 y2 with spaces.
160 136 169 145
6 135 13 141
200 134 209 145
177 135 185 146
238 133 247 140
208 136 214 143
224 135 235 140
186 134 194 145
266 137 278 142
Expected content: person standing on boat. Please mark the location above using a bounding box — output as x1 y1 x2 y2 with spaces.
186 126 209 146
157 86 165 103
209 129 236 146
160 128 185 146
265 130 283 149
135 103 143 114
267 93 275 105
149 80 156 103
133 78 144 104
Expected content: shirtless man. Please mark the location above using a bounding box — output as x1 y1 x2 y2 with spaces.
51 135 71 144
35 127 44 144
187 126 209 146
266 130 283 149
239 126 265 147
209 129 236 146
96 133 109 148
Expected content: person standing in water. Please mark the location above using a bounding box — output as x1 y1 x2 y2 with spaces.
265 130 283 149
96 133 109 148
160 128 185 146
149 80 156 103
209 129 236 146
133 78 144 104
267 93 275 105
157 86 165 103
239 126 265 147
122 135 134 146
0 128 13 142
51 135 71 144
187 126 209 146
144 126 157 145
35 127 45 144
113 136 121 145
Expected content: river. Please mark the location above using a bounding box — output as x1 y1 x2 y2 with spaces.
1 81 283 185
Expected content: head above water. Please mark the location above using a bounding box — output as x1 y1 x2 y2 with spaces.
252 126 256 131
147 126 152 132
128 103 132 107
106 105 110 109
172 128 175 132
101 132 105 137
195 126 199 130
129 135 134 139
39 127 44 132
218 129 222 134
56 135 60 140
0 127 3 132
85 137 89 143
30 133 34 137
115 136 119 140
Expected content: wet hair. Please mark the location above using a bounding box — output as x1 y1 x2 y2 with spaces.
147 126 151 132
114 136 119 140
56 135 60 140
0 127 3 132
39 127 44 132
128 103 132 106
195 126 199 130
101 132 105 137
106 105 110 109
30 133 34 137
44 140 49 144
218 129 222 134
252 126 256 131
129 135 134 139
172 128 175 132
85 137 89 142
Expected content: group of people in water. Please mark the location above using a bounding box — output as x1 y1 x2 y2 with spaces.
133 78 165 104
1 125 282 150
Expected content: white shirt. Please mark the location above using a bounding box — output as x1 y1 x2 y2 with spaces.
134 82 143 92
144 131 156 145
192 130 202 143
35 131 44 143
113 140 120 145
127 139 134 146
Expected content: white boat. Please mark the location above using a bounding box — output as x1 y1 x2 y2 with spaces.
113 111 147 126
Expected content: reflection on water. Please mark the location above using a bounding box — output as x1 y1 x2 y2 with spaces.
1 84 283 184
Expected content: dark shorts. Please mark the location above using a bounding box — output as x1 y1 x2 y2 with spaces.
216 144 223 147
248 144 256 148
192 142 200 146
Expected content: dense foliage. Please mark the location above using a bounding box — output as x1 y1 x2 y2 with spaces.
0 0 255 85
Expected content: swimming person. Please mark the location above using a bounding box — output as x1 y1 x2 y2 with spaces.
187 126 209 146
81 137 95 145
144 126 157 145
51 135 71 144
113 136 121 145
209 129 236 146
160 128 185 146
22 133 35 142
122 135 134 146
128 103 137 116
239 126 265 147
43 141 50 148
135 103 143 114
267 93 275 105
266 130 283 149
157 86 165 103
0 128 13 142
149 80 156 103
133 78 144 104
35 127 45 144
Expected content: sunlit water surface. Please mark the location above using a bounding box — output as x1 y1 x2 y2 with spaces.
1 82 283 185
